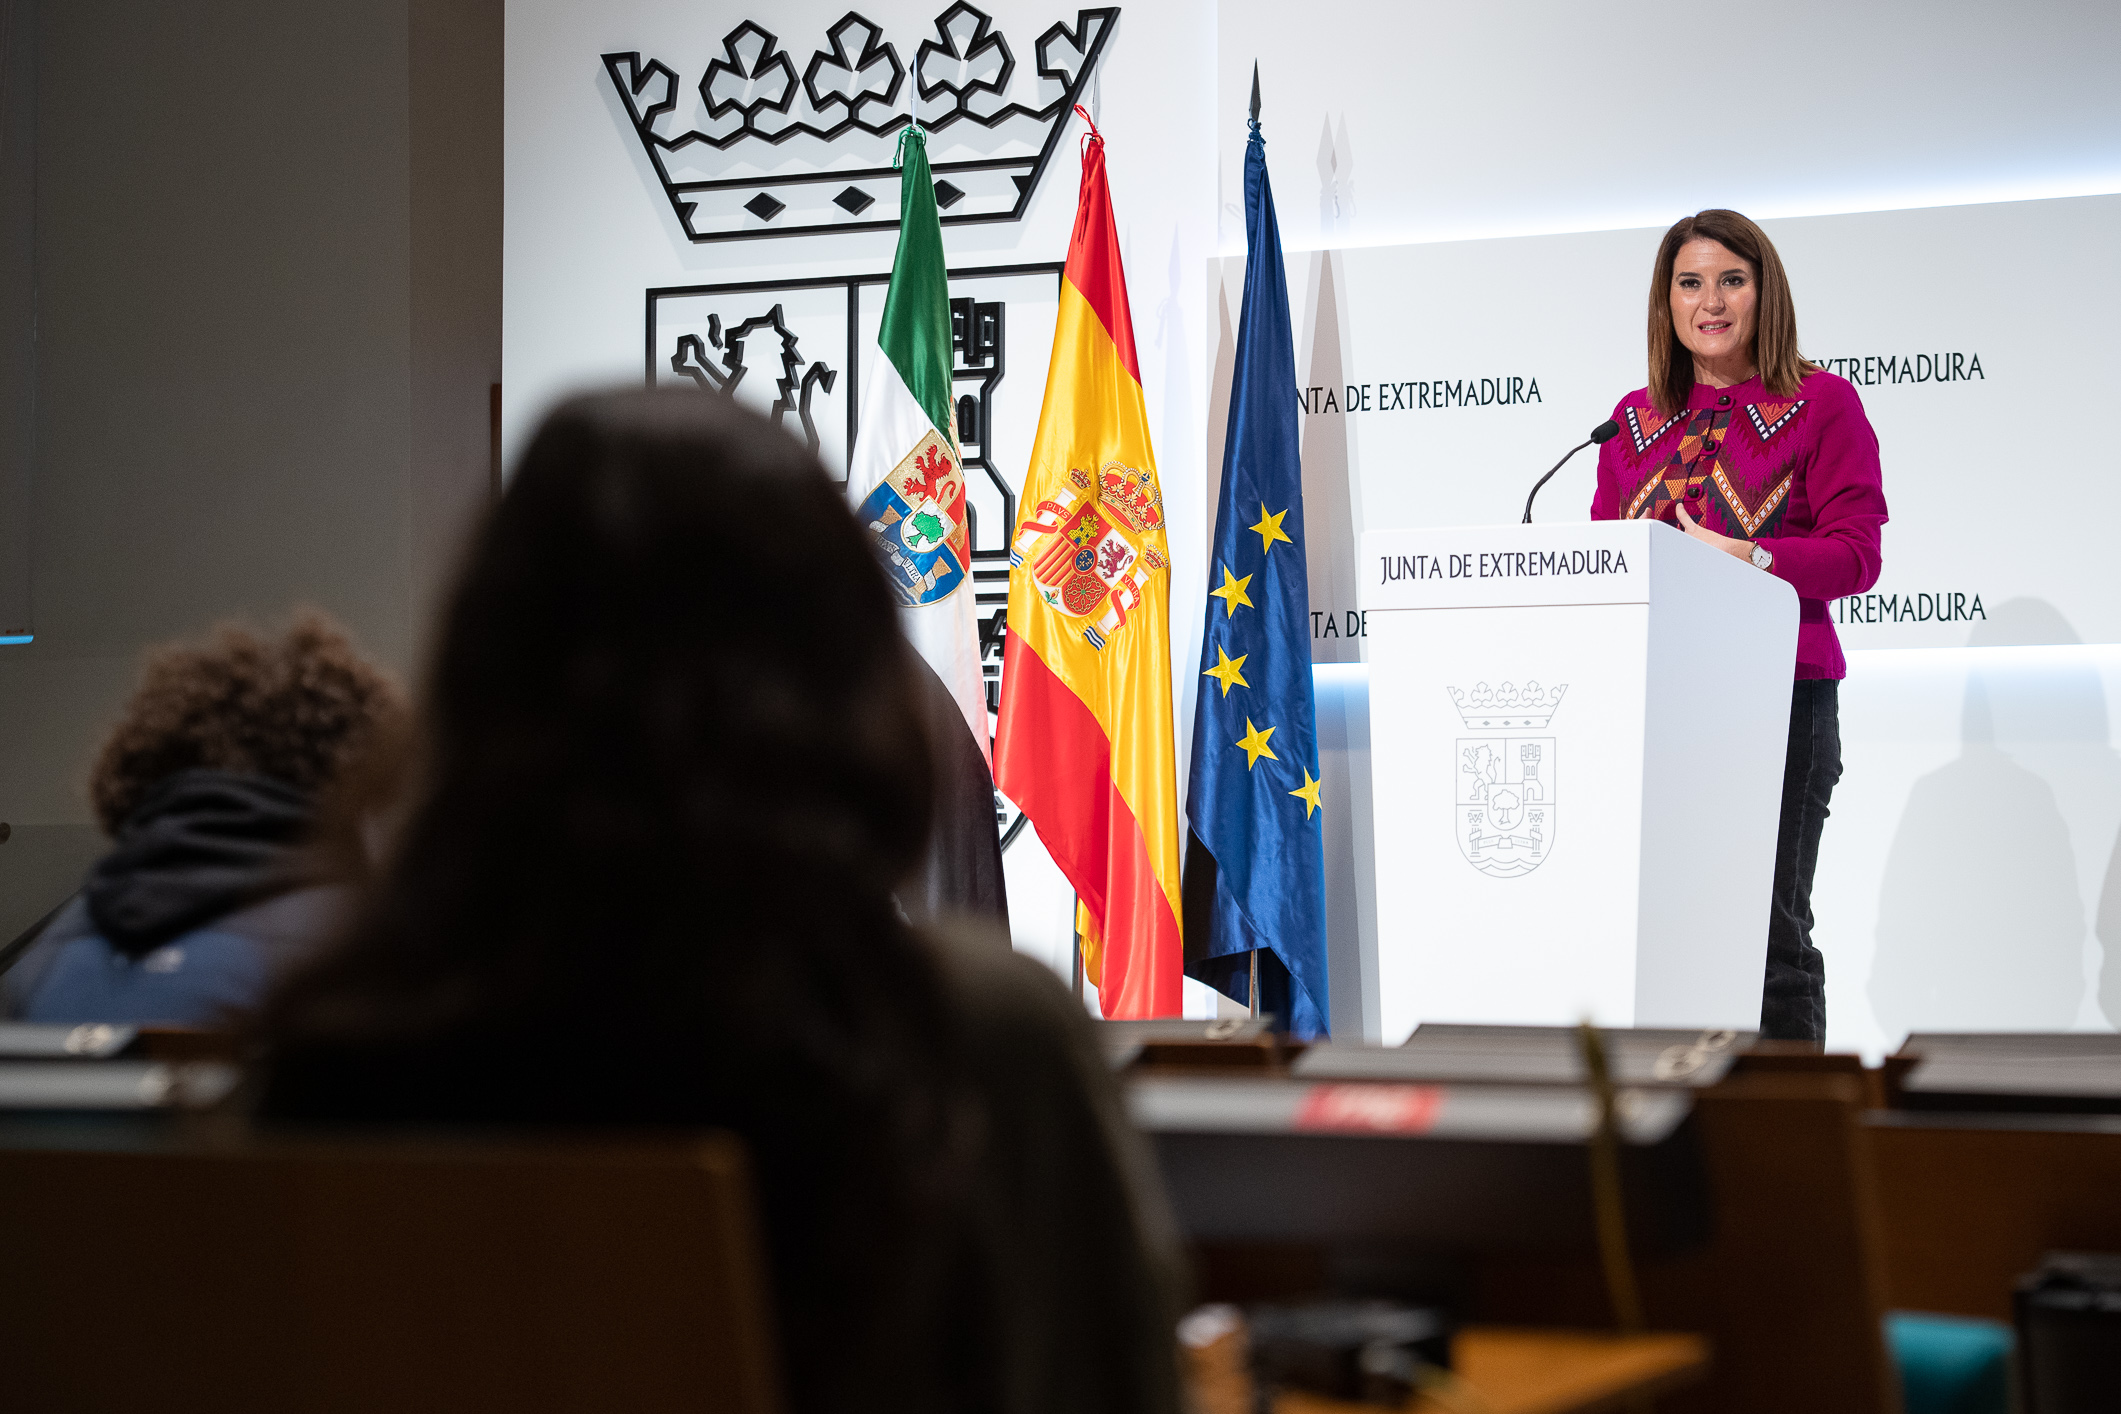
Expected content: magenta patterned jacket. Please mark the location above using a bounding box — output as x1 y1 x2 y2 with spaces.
1590 369 1888 680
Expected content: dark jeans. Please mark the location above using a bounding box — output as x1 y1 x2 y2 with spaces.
1763 679 1842 1041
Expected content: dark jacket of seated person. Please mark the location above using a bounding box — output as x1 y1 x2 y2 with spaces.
251 390 1185 1414
4 618 401 1026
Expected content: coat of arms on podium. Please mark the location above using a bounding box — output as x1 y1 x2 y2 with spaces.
1449 680 1567 879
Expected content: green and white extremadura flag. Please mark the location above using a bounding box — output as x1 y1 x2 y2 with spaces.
849 127 987 760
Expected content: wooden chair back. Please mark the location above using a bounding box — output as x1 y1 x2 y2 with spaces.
0 1131 781 1414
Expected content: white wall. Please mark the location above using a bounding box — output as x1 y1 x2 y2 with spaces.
1823 642 2121 1054
1217 0 2121 253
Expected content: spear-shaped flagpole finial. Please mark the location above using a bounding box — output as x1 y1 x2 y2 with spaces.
1249 61 1261 124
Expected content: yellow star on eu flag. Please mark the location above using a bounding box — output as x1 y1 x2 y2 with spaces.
1202 645 1249 697
1288 767 1323 819
1251 504 1293 554
1210 563 1254 616
1236 717 1279 769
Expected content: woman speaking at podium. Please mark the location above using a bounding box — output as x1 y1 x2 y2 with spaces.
1590 210 1887 1043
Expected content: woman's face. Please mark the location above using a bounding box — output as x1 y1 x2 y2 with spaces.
1669 238 1757 369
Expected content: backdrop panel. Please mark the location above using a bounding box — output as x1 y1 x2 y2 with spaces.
1215 193 2121 660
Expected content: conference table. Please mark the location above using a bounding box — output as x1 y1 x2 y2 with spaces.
1184 1322 1709 1414
0 1021 2116 1412
1118 1020 2121 1414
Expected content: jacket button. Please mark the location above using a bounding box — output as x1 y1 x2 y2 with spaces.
1703 438 1719 452
1718 394 1731 407
1685 485 1702 498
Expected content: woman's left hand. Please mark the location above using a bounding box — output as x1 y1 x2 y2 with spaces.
1674 502 1754 562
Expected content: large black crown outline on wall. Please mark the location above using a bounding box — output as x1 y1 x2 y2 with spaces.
604 4 1118 242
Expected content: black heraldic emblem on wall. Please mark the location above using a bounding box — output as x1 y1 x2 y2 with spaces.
645 266 1063 852
668 306 838 457
604 5 1119 242
1450 680 1567 879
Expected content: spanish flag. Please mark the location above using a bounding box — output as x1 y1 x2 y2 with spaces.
995 120 1182 1017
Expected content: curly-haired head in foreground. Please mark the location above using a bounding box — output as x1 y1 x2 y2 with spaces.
89 614 406 835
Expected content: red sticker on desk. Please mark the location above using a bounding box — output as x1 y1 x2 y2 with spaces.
1292 1084 1445 1134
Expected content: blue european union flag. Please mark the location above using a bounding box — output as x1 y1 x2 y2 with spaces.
1181 102 1330 1039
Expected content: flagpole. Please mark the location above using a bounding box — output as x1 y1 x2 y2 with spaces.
1071 894 1084 1000
1245 62 1265 1031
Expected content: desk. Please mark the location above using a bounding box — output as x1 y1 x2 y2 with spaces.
1187 1326 1709 1414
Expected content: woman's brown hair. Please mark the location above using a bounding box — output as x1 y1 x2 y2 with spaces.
1647 209 1817 417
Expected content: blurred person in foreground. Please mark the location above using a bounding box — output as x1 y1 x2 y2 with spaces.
2 616 403 1025
253 390 1184 1414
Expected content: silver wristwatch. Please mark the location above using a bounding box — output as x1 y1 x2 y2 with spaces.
1750 543 1774 571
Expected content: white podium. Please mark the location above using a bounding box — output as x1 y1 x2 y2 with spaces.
1357 520 1798 1042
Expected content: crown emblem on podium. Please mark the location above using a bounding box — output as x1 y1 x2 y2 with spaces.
1447 681 1568 730
603 5 1119 243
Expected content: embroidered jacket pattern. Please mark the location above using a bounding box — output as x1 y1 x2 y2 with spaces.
1591 369 1888 680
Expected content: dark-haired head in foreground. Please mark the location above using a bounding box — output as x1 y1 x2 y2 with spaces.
256 390 1181 1414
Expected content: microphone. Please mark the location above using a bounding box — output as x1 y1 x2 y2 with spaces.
1522 420 1621 524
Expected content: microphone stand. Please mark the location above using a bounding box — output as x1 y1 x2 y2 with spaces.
1522 436 1598 524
